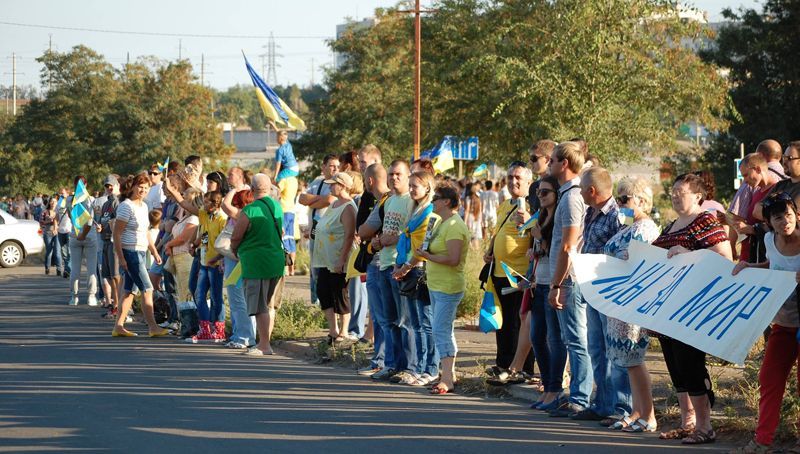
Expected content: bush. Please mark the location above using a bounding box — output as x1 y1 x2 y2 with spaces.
293 245 310 276
457 249 485 320
273 298 326 340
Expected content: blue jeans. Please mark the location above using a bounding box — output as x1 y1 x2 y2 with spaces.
96 249 105 299
555 280 591 408
225 257 255 345
365 264 386 369
377 267 405 371
348 276 368 338
43 231 62 272
391 268 418 374
429 290 462 358
195 265 224 323
162 270 179 323
530 284 567 393
189 255 200 299
401 267 436 376
58 232 71 274
122 249 153 293
586 302 632 416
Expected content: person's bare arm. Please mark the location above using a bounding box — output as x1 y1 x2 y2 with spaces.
709 240 733 261
417 238 464 267
230 214 250 256
335 205 356 272
548 225 581 310
163 177 199 216
222 189 241 220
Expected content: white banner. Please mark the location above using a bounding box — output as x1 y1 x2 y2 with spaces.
570 241 796 364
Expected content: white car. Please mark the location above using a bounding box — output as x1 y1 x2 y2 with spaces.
0 208 44 267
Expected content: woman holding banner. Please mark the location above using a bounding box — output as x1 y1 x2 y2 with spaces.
653 173 731 445
731 193 800 453
601 177 660 432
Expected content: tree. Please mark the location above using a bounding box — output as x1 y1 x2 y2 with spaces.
1 46 232 194
699 0 800 199
300 0 729 168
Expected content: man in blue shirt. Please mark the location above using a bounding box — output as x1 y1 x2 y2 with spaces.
273 130 299 183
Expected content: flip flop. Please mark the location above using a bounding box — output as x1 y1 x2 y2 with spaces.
622 418 657 433
429 383 454 395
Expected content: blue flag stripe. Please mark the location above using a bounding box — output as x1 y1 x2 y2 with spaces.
243 57 290 124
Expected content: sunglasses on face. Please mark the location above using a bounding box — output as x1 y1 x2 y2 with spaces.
536 188 555 197
616 195 634 204
782 156 800 162
148 172 159 176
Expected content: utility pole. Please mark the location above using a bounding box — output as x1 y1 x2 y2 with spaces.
201 53 205 86
398 0 434 160
47 34 53 91
12 52 17 116
178 39 182 60
126 52 130 65
310 58 315 87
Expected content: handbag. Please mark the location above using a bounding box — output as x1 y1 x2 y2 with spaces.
258 198 294 267
398 266 429 303
214 222 236 260
353 194 389 273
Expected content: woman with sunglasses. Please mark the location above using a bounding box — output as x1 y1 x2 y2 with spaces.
528 175 569 410
600 177 660 432
731 192 800 453
653 173 732 444
415 184 469 394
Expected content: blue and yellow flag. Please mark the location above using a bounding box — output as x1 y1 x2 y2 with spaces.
157 157 170 173
500 261 526 289
618 207 635 226
517 210 540 233
472 163 488 178
243 54 306 131
421 138 455 174
223 262 243 287
70 179 92 235
479 276 503 333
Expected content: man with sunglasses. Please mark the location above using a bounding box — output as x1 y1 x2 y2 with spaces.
527 140 556 213
145 164 166 211
754 141 800 223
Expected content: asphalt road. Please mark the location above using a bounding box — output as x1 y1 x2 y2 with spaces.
0 264 728 453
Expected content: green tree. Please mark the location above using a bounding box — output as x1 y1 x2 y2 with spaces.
699 0 800 199
1 45 232 194
301 0 729 168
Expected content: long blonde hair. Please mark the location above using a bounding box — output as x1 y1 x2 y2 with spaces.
410 171 435 215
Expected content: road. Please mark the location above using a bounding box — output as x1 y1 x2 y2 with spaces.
0 264 728 453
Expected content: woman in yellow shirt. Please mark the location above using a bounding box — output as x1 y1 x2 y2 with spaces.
416 184 470 394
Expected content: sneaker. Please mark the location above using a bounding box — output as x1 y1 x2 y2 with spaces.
549 402 586 418
243 347 265 356
158 321 172 329
63 271 70 279
371 368 397 381
357 366 382 376
125 315 133 323
67 296 79 306
411 373 435 386
399 372 420 385
56 270 62 277
390 371 411 383
87 295 99 307
345 333 360 341
226 342 248 350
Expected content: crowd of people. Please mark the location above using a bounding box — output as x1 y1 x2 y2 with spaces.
7 135 800 453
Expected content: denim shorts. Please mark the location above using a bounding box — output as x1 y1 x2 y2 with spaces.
122 248 154 293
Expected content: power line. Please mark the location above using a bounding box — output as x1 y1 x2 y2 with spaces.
0 20 332 40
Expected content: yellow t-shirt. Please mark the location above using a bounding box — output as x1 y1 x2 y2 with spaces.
426 215 470 294
198 209 228 266
492 199 530 277
278 177 298 213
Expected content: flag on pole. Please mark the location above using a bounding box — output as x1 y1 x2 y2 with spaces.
479 277 503 333
70 179 92 236
157 157 170 173
420 137 455 173
472 163 488 177
517 210 540 233
243 53 306 131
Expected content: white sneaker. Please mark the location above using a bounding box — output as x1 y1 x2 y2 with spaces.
87 295 99 307
67 296 79 306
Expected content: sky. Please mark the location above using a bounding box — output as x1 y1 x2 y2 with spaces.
0 0 761 94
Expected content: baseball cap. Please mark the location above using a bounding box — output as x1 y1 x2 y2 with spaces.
323 172 354 189
103 175 119 186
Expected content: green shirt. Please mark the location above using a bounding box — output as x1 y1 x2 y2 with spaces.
426 215 470 294
238 197 285 279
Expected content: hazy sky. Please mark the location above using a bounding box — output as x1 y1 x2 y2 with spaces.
1 0 761 93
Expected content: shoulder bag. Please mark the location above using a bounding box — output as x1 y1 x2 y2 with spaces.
258 198 294 267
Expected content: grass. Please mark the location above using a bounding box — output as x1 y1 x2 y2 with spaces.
272 298 326 340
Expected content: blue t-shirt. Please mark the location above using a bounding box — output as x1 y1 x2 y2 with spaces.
275 142 298 170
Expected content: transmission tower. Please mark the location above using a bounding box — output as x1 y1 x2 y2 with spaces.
262 32 281 86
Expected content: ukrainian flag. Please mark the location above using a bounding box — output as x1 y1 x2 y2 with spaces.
70 179 92 236
472 163 488 177
243 54 306 131
421 138 455 174
479 276 503 333
157 157 170 173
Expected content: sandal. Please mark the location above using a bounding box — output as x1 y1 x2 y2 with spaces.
429 383 454 395
659 425 694 440
622 418 657 433
681 429 716 445
609 416 634 430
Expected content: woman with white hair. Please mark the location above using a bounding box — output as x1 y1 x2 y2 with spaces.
602 176 661 433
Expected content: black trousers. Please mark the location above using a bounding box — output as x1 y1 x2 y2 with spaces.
491 275 535 374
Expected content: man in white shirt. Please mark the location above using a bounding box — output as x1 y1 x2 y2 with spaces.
480 180 499 239
146 164 166 210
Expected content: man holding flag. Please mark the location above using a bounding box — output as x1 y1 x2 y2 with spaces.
483 162 535 378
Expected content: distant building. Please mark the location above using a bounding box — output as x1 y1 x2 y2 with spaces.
334 18 378 70
219 126 302 167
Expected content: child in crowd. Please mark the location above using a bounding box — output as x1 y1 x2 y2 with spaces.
732 192 800 453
